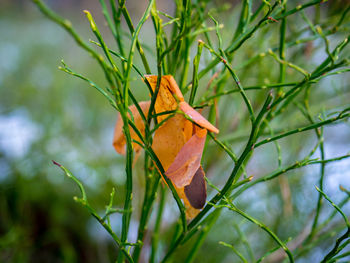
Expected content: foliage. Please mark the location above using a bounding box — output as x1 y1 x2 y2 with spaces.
2 0 349 262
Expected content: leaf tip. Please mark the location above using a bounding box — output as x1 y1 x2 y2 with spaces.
268 16 278 23
52 160 62 167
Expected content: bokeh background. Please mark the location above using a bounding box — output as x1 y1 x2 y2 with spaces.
1 0 349 262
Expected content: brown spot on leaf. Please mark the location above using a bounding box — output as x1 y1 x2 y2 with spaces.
184 166 206 209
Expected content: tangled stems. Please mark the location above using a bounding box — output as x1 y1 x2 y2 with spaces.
191 92 273 228
161 92 274 262
34 0 350 262
52 161 135 263
219 198 294 263
162 11 349 263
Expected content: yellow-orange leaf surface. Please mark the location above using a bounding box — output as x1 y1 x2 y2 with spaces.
113 75 219 219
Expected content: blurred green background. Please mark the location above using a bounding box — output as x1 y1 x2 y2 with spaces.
1 0 350 262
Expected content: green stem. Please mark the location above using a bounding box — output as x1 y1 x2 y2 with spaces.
123 0 154 109
132 173 161 262
150 185 166 263
201 42 256 123
52 162 134 263
231 154 350 200
255 111 350 148
118 1 151 74
33 0 116 88
221 199 294 262
109 0 126 66
184 211 221 263
189 41 204 105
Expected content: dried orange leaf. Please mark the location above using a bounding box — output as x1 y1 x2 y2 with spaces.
113 75 219 220
179 101 219 134
165 128 207 188
144 75 182 125
145 75 184 102
152 115 192 170
113 101 150 155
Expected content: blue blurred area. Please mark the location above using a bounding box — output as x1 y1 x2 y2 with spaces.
0 2 128 262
